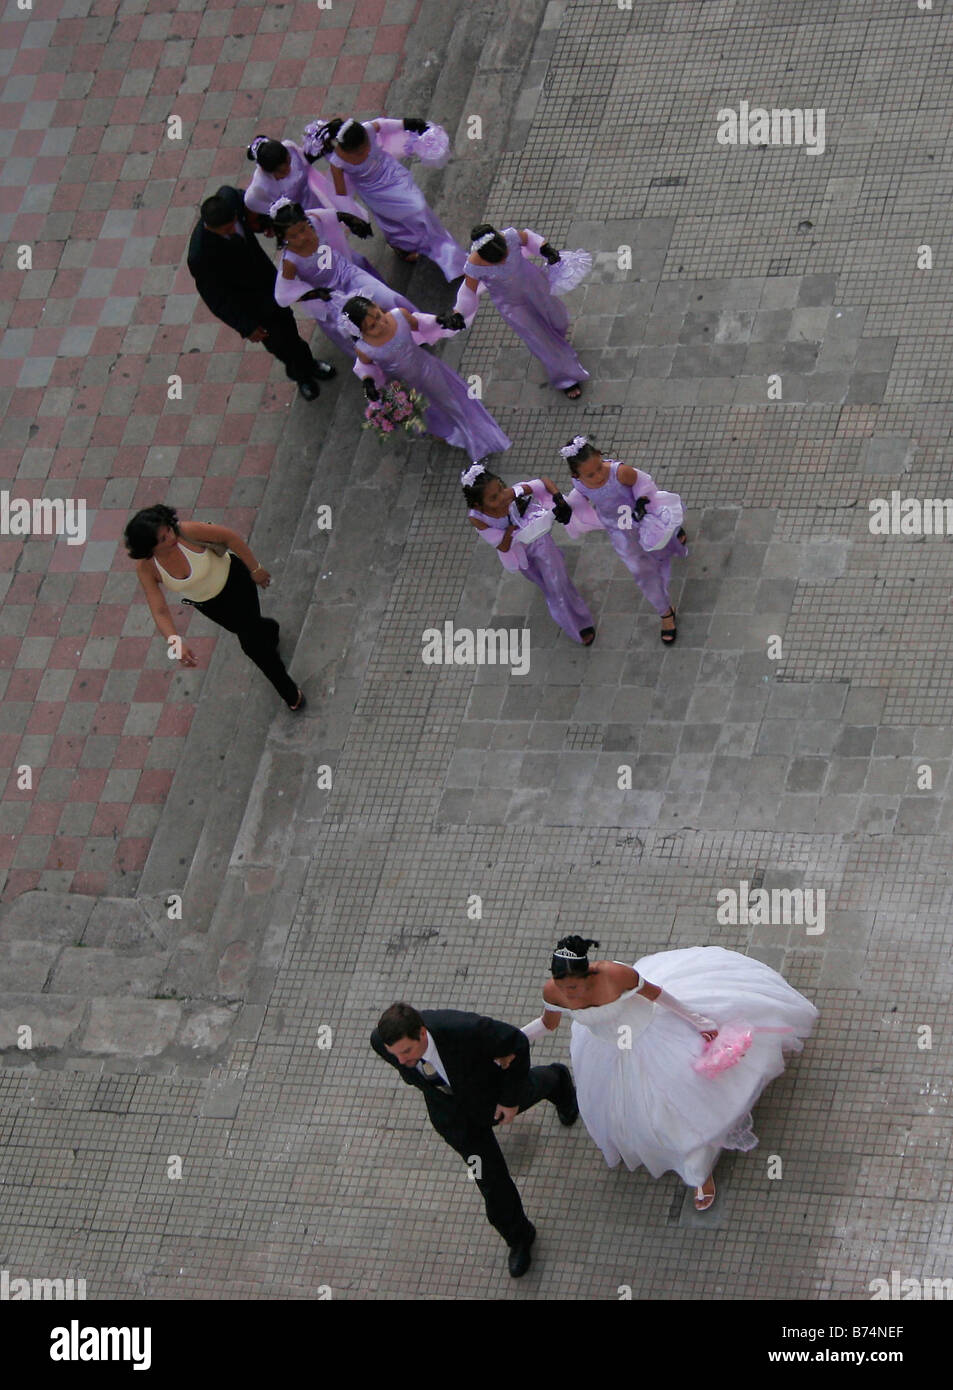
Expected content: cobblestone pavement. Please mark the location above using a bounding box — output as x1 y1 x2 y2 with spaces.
3 0 953 1300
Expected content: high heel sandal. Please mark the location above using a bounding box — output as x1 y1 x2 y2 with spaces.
660 606 677 644
694 1177 716 1211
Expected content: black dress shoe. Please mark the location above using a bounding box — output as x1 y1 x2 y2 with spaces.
312 360 336 380
297 379 320 401
286 689 306 712
552 1064 578 1126
507 1223 536 1278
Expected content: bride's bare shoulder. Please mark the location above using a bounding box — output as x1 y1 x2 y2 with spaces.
542 978 565 1006
603 961 641 990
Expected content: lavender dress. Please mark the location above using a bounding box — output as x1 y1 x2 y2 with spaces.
470 488 593 643
244 141 339 217
281 213 418 357
571 460 686 615
467 228 589 390
359 312 511 462
329 125 466 281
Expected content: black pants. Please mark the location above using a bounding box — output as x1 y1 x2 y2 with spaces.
188 556 299 704
425 1065 566 1247
257 304 320 383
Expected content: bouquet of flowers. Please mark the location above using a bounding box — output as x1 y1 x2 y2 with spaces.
362 380 428 441
692 1021 797 1078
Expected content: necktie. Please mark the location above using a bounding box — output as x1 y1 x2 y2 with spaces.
419 1061 451 1092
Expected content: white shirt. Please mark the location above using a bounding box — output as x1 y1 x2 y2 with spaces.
419 1031 450 1087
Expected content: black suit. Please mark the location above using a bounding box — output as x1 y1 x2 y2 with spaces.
371 1009 567 1247
186 185 319 382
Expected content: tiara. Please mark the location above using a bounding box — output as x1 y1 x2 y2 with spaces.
249 136 269 159
553 946 588 961
470 231 497 252
268 196 294 219
558 435 588 459
460 464 486 488
337 117 356 141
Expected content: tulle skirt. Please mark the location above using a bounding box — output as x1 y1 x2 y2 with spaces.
569 946 818 1186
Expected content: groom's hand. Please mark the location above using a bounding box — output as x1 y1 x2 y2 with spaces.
494 1103 519 1125
494 1053 515 1069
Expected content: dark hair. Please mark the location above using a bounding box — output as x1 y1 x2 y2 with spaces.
343 295 376 329
462 469 504 509
469 223 507 263
562 438 600 476
377 1002 425 1045
271 201 308 247
335 118 368 153
551 935 600 979
124 505 180 560
247 136 288 172
200 193 235 230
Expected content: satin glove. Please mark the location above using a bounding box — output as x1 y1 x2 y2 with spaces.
337 212 373 239
551 492 573 525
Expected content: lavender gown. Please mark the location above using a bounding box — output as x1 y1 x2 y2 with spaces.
244 141 340 217
470 489 594 643
329 126 467 280
281 214 418 357
467 228 589 390
571 459 686 615
359 312 511 462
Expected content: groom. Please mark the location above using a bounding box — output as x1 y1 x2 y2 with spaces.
371 1001 577 1277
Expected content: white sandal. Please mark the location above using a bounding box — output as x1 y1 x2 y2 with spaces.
694 1178 716 1211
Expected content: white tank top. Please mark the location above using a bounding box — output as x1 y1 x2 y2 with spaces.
153 543 230 602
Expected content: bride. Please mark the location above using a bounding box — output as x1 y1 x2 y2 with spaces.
520 936 818 1210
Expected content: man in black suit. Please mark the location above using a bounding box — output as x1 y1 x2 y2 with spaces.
371 1001 577 1277
187 186 335 401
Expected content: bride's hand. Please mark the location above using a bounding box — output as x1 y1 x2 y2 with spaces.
701 1029 718 1043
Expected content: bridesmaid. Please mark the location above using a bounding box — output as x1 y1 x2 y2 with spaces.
462 464 595 645
271 200 418 358
243 134 368 231
319 117 467 280
345 295 511 464
560 435 687 644
455 224 588 399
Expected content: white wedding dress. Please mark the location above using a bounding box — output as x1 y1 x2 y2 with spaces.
544 946 818 1186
